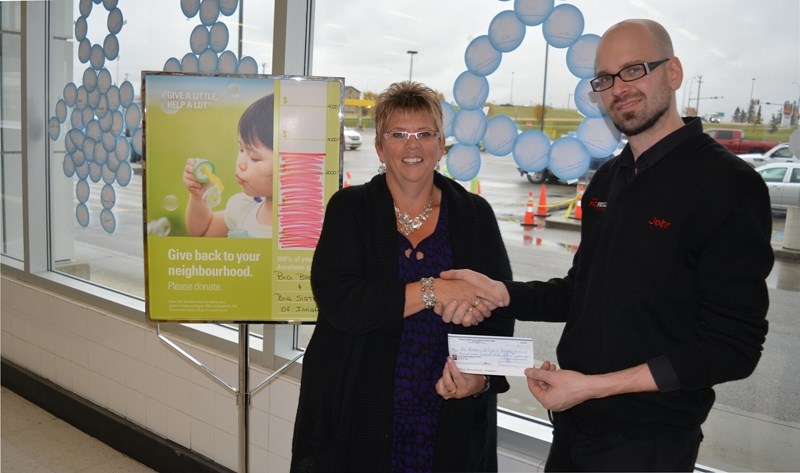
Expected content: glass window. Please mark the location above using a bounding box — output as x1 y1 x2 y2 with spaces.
1 3 24 262
3 1 799 471
45 1 274 297
310 1 800 471
760 167 787 183
790 168 800 184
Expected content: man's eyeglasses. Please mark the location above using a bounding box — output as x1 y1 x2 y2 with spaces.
590 58 670 92
382 130 440 144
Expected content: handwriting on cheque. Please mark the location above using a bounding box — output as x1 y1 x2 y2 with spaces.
447 334 534 377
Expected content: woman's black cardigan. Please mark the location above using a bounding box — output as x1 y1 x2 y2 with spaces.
291 172 515 472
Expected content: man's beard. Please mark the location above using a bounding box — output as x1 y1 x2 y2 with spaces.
612 94 671 137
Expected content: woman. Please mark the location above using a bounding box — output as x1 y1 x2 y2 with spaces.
291 81 514 472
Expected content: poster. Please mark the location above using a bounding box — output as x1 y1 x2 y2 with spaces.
142 72 343 322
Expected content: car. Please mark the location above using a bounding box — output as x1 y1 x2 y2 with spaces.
738 143 798 168
343 127 362 150
754 162 800 211
709 116 721 123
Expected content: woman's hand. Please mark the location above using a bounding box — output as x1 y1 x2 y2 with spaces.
435 357 487 400
432 278 495 327
439 269 509 307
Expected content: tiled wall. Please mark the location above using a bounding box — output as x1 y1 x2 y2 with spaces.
1 275 299 473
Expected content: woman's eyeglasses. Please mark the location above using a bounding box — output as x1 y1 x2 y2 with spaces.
382 130 440 144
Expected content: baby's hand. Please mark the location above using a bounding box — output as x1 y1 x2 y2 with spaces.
183 158 205 197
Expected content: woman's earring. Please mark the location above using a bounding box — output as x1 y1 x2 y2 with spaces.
378 162 386 174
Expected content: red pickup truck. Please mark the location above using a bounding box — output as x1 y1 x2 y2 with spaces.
705 128 780 154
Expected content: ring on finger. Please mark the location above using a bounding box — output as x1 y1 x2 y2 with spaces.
472 300 480 307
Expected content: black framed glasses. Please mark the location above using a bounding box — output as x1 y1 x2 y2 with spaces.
590 58 670 92
382 130 440 144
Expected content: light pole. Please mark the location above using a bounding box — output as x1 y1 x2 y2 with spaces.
510 71 514 104
749 78 756 123
406 50 418 82
540 44 549 132
694 75 703 116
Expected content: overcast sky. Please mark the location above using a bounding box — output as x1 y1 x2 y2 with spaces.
310 0 800 119
80 0 799 121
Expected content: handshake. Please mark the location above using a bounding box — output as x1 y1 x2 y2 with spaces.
426 269 510 327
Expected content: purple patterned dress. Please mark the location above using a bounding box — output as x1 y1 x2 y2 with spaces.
390 195 454 473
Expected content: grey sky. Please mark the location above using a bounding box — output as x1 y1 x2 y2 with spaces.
311 0 800 119
77 0 799 120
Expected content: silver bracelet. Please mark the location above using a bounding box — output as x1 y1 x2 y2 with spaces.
420 277 436 309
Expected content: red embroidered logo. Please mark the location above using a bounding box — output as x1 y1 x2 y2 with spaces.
588 197 607 210
648 216 672 230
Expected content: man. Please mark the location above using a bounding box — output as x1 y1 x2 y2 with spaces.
440 19 774 471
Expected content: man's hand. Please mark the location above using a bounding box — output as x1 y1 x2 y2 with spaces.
525 361 659 412
439 269 509 307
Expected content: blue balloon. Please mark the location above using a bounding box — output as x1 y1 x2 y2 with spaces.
77 86 90 110
199 0 221 26
484 115 518 156
513 130 550 172
489 11 526 53
453 109 488 146
55 99 68 123
119 80 135 107
542 4 584 49
190 25 210 55
548 137 590 181
181 53 199 73
453 71 489 110
63 154 76 177
566 34 600 79
107 7 124 35
163 57 182 72
514 0 554 26
218 51 238 73
446 144 482 182
441 101 456 138
238 56 259 74
63 83 79 107
210 22 229 53
576 116 621 158
198 49 219 73
181 0 201 18
48 117 61 141
464 36 502 76
75 17 88 41
78 38 91 64
574 79 606 118
219 0 238 16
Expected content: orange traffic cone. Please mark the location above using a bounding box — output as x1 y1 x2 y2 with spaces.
535 184 551 218
570 184 585 220
343 171 351 188
521 191 536 227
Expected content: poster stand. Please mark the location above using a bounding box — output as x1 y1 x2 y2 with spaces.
157 323 304 473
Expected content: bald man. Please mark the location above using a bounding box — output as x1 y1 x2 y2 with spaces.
440 19 773 471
